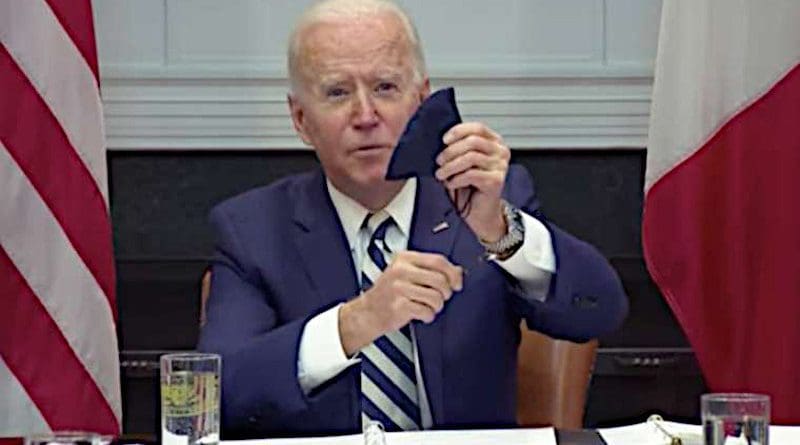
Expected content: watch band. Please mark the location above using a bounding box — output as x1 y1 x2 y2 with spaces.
481 200 525 261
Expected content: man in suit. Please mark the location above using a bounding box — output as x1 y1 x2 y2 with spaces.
197 0 628 438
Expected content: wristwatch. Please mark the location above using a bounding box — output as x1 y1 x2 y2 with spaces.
481 200 525 261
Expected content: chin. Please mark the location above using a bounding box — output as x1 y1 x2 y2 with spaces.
352 167 394 190
356 158 391 180
358 172 391 188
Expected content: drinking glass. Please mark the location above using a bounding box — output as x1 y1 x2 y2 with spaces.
702 393 770 445
160 352 221 445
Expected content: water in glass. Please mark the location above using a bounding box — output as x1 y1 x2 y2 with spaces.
161 370 219 445
704 414 768 445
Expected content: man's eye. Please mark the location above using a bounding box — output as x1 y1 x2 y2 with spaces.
375 82 398 93
326 87 348 98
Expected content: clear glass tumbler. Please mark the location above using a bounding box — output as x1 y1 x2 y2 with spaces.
702 393 770 445
160 352 221 445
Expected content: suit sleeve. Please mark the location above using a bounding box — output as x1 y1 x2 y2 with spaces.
502 165 629 342
196 206 352 435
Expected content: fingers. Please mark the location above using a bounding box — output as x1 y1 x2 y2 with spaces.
388 251 463 322
435 122 510 185
442 168 505 193
436 132 508 167
402 299 437 324
394 263 452 301
364 251 464 331
396 251 463 292
435 149 508 183
443 122 502 146
393 281 446 314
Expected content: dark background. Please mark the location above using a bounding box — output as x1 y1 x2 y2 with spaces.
110 148 705 435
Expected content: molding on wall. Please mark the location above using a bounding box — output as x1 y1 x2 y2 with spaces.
101 66 653 150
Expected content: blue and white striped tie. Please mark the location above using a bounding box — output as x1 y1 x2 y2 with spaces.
359 211 421 431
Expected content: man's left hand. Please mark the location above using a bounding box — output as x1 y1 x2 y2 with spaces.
434 122 510 243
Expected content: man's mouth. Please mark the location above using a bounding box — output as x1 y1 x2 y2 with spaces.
355 144 390 152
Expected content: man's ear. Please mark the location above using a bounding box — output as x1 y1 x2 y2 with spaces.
288 93 313 146
418 77 431 103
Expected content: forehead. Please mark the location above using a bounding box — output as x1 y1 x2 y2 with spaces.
298 13 414 80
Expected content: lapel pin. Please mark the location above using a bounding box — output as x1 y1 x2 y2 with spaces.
432 221 450 234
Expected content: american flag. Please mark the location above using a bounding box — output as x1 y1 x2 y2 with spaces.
0 0 121 436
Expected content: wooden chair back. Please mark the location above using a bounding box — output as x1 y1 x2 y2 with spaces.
516 326 598 429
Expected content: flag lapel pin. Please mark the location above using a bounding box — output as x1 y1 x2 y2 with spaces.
432 221 450 234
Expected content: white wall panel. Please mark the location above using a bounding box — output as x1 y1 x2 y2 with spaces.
406 0 604 76
605 0 662 68
93 0 662 150
166 0 309 69
93 0 166 67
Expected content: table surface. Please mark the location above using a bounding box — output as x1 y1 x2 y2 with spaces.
1 430 606 445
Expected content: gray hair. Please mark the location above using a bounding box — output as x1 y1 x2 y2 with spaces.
287 0 427 94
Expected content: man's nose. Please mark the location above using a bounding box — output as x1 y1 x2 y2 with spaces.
351 90 379 129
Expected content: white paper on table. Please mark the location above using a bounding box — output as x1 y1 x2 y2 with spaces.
598 421 703 445
384 428 556 445
226 433 360 445
770 425 800 444
224 427 556 445
162 429 189 445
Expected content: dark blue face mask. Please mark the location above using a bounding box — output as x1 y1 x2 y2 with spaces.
385 87 462 180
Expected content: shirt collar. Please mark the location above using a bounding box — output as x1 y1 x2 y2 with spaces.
326 178 417 250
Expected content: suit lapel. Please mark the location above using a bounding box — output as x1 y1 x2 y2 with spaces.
292 170 360 307
408 177 468 425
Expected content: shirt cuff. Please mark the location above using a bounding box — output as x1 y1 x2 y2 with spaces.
297 303 360 394
494 211 556 301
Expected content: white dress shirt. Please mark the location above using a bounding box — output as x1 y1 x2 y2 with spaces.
297 178 556 428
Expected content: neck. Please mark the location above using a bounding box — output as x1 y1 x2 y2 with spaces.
334 178 406 211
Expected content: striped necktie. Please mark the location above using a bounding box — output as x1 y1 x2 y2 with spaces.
359 211 421 431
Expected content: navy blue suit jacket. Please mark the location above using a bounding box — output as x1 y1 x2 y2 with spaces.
197 165 627 438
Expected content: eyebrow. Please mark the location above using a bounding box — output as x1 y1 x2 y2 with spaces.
374 71 404 83
318 73 348 85
373 65 407 78
314 66 409 91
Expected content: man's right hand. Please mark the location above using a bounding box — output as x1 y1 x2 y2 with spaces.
338 251 463 356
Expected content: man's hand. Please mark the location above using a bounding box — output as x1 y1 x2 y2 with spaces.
339 251 463 356
434 122 511 243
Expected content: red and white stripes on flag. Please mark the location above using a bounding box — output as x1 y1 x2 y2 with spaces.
643 0 800 423
0 0 121 436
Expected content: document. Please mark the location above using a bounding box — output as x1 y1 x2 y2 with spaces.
598 420 702 445
599 419 800 445
770 425 800 444
225 427 556 445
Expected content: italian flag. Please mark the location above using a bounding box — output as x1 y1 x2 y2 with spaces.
643 0 800 423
